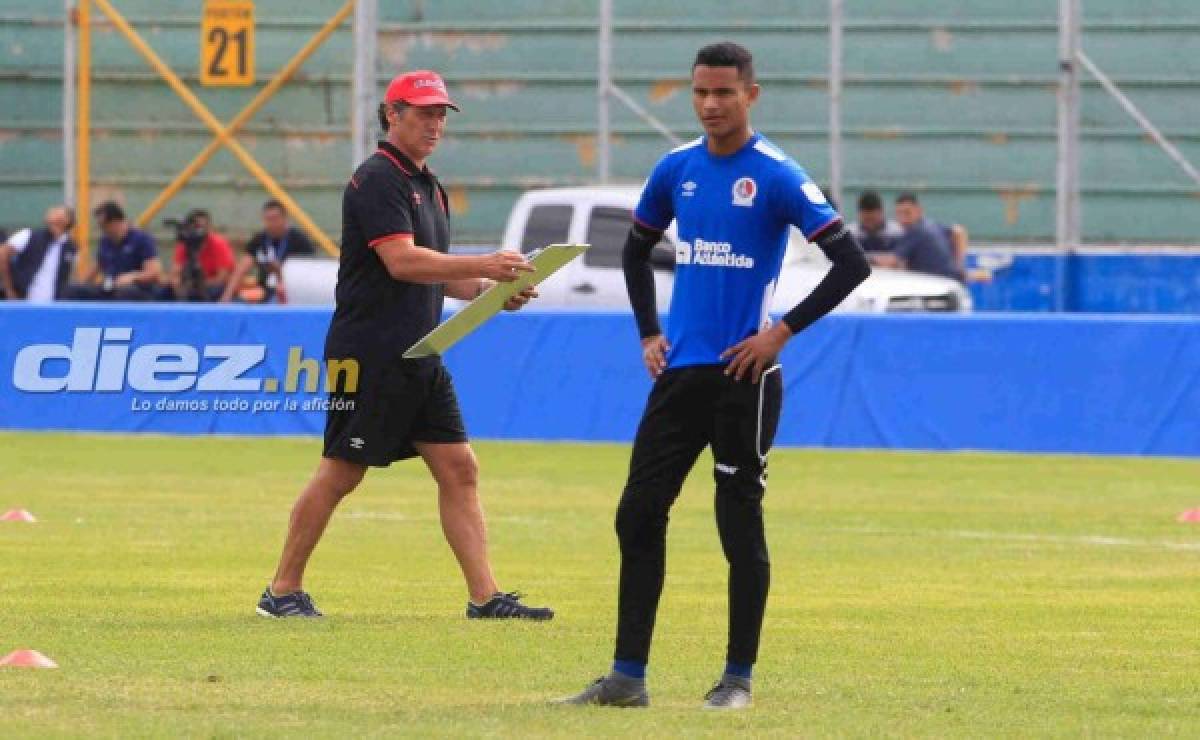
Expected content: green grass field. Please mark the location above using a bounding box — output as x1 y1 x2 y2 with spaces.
1 432 1199 737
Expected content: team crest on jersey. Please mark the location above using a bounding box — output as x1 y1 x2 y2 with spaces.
732 177 757 207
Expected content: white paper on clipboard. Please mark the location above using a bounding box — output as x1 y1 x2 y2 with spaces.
402 243 589 359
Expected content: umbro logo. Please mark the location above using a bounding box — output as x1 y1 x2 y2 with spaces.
681 181 698 197
350 437 365 449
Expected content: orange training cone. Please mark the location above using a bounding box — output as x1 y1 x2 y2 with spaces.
0 650 58 668
1177 509 1200 523
1 509 37 522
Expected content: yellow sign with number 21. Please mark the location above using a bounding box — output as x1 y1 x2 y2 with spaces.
201 0 255 87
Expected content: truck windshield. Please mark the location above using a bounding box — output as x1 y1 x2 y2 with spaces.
586 206 674 272
522 204 572 253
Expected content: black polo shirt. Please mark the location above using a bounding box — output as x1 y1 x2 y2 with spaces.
326 140 451 366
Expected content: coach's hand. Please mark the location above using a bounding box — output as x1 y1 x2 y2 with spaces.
481 250 535 282
503 286 539 311
641 334 670 378
721 323 792 383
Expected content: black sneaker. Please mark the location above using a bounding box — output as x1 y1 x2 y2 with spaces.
466 591 554 621
256 587 323 618
554 675 649 707
702 677 752 709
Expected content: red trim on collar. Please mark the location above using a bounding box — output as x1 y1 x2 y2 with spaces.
376 147 413 175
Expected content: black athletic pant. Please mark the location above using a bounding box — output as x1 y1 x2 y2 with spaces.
614 363 783 666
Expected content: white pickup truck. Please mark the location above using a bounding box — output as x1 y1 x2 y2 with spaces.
285 186 972 313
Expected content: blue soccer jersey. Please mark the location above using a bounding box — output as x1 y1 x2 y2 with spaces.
634 132 840 370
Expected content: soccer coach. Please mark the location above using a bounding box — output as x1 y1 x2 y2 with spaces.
257 70 553 621
560 43 870 708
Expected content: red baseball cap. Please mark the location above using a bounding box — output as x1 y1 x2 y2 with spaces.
385 70 459 111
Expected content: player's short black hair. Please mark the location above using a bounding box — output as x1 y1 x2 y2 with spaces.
693 42 755 84
896 192 920 205
262 199 286 215
93 200 124 224
858 191 884 211
376 101 409 133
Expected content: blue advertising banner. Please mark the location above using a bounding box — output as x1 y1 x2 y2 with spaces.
2 304 1198 456
969 252 1200 313
1 304 332 436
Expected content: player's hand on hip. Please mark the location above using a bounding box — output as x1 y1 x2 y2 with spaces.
502 286 538 311
721 323 791 383
481 250 534 282
641 334 670 378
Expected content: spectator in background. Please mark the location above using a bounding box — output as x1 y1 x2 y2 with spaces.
941 221 970 277
0 204 77 303
71 201 161 301
220 199 315 303
163 208 235 301
848 190 903 254
870 192 965 283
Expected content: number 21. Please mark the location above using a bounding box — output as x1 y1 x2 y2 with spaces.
208 28 247 77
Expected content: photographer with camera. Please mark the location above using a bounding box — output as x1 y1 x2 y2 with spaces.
161 208 235 302
69 201 161 301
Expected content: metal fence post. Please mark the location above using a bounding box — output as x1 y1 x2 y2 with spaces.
352 0 378 167
1054 0 1081 311
63 0 76 207
829 0 844 210
597 0 612 183
75 0 91 266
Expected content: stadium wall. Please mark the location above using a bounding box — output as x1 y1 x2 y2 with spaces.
2 304 1197 457
1 0 1198 245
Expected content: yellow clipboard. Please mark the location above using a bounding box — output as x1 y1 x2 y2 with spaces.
403 244 589 359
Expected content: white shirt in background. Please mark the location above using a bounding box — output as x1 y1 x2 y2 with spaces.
7 228 67 303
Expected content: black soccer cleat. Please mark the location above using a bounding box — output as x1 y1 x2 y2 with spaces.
702 678 753 710
466 591 554 621
256 587 324 618
554 675 650 708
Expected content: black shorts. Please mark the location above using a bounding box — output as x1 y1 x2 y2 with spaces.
626 363 783 495
322 359 467 467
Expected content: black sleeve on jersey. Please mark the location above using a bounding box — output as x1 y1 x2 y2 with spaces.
288 228 315 256
621 221 664 339
780 221 871 335
351 172 415 246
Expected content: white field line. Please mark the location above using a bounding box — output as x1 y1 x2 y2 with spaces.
834 526 1200 553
